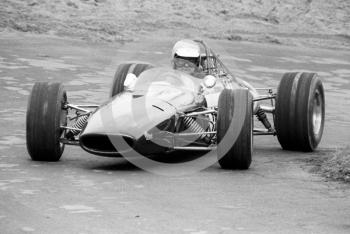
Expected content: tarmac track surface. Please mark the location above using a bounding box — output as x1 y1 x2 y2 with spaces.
0 32 349 234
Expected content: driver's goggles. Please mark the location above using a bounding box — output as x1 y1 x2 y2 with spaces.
173 58 198 68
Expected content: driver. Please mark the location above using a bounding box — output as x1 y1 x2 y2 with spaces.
171 39 204 76
171 39 273 132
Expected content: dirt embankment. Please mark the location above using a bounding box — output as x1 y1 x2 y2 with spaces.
0 0 349 49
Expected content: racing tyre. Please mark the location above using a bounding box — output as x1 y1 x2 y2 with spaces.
217 89 253 170
110 63 154 97
26 82 68 161
275 72 325 151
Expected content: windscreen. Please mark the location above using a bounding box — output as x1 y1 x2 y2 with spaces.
133 67 201 94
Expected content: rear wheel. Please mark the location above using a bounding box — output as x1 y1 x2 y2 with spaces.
217 89 253 170
26 82 67 161
274 72 325 151
110 63 153 97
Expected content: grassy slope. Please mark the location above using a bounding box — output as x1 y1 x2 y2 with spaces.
0 0 349 48
320 147 350 183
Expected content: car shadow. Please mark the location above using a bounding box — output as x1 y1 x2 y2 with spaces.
87 150 212 172
90 159 141 171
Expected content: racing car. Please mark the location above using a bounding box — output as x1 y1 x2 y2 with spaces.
26 39 325 170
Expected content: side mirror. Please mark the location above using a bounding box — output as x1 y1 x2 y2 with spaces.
203 75 217 88
124 73 137 91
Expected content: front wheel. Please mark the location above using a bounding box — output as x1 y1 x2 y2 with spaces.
217 89 253 170
274 72 325 151
26 82 68 161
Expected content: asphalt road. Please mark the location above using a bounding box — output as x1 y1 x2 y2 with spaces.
0 32 350 234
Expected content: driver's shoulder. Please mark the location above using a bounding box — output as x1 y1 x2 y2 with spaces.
190 71 207 79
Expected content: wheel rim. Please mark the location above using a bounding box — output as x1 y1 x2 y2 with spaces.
59 94 68 150
250 114 253 154
312 90 323 136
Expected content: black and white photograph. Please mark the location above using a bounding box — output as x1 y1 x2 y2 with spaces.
0 0 349 233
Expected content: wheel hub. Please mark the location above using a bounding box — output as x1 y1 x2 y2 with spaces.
312 90 323 136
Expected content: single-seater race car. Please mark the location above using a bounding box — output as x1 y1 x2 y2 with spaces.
26 39 325 170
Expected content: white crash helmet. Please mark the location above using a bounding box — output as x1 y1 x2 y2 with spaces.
172 39 201 58
172 39 201 72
